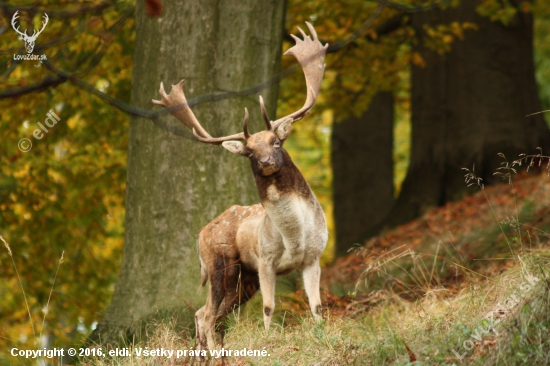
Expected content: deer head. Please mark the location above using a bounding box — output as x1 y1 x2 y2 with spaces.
11 11 49 54
152 22 328 177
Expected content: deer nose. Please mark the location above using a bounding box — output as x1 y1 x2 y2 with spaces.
259 155 273 166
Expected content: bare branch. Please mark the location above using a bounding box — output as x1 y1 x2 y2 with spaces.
0 1 116 20
0 75 67 98
2 1 389 141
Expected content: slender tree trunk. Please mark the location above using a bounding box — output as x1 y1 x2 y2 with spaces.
331 92 394 256
90 0 285 344
387 0 550 227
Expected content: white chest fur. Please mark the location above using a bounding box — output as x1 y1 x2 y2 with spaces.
261 184 325 271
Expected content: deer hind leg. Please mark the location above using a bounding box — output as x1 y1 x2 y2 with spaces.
195 306 205 348
195 289 219 351
196 257 260 350
207 268 260 349
302 261 322 320
194 253 229 351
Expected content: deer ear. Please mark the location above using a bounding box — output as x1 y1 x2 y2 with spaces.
222 141 247 156
276 118 292 141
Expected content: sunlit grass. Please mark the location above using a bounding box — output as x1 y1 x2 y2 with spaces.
79 169 550 365
76 251 549 366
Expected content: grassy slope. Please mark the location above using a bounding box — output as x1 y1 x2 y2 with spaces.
79 173 550 366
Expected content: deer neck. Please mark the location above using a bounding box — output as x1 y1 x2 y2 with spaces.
253 150 317 247
253 150 312 202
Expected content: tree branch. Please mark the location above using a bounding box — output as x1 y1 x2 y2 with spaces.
0 75 67 98
383 0 451 13
0 1 116 20
1 0 390 139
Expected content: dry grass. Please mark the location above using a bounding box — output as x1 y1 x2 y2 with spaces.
75 251 548 366
222 254 549 365
7 169 550 366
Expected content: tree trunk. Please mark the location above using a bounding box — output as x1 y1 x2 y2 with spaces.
388 0 550 227
90 0 285 344
331 92 394 256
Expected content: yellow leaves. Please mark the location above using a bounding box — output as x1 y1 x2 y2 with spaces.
321 109 333 127
394 79 411 196
95 236 124 260
67 114 81 130
411 52 426 68
422 22 478 55
13 203 30 220
95 79 110 93
87 16 103 28
12 163 30 179
462 22 479 31
365 29 378 41
476 0 519 25
99 31 116 44
47 168 64 184
1 2 133 356
449 21 478 40
87 14 116 44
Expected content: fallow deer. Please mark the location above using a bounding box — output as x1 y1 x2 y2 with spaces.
152 22 328 350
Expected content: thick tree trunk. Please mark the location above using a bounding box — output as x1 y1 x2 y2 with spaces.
90 0 285 344
331 92 394 256
387 0 550 227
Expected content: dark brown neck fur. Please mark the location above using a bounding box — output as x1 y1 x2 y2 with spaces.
252 149 313 202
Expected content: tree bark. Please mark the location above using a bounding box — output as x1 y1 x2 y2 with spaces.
90 0 285 344
332 92 394 256
387 0 550 227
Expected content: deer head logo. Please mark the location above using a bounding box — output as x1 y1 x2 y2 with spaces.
11 11 49 54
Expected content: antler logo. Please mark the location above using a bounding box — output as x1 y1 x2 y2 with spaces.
11 10 49 54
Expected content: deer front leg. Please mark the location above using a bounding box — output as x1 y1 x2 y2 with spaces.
258 259 277 330
302 261 322 320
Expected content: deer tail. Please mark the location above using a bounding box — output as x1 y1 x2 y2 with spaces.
199 256 208 288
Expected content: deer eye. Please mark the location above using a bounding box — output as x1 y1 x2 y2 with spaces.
273 140 281 148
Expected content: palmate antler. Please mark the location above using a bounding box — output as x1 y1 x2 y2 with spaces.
270 22 328 130
152 22 328 144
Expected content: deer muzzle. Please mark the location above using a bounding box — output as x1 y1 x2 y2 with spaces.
258 155 273 167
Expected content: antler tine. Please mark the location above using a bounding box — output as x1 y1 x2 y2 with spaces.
259 96 271 131
271 22 328 131
36 13 49 36
153 79 247 145
153 80 212 138
243 108 251 139
11 11 27 37
305 21 320 42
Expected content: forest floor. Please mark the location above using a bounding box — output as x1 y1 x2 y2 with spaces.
82 172 550 365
